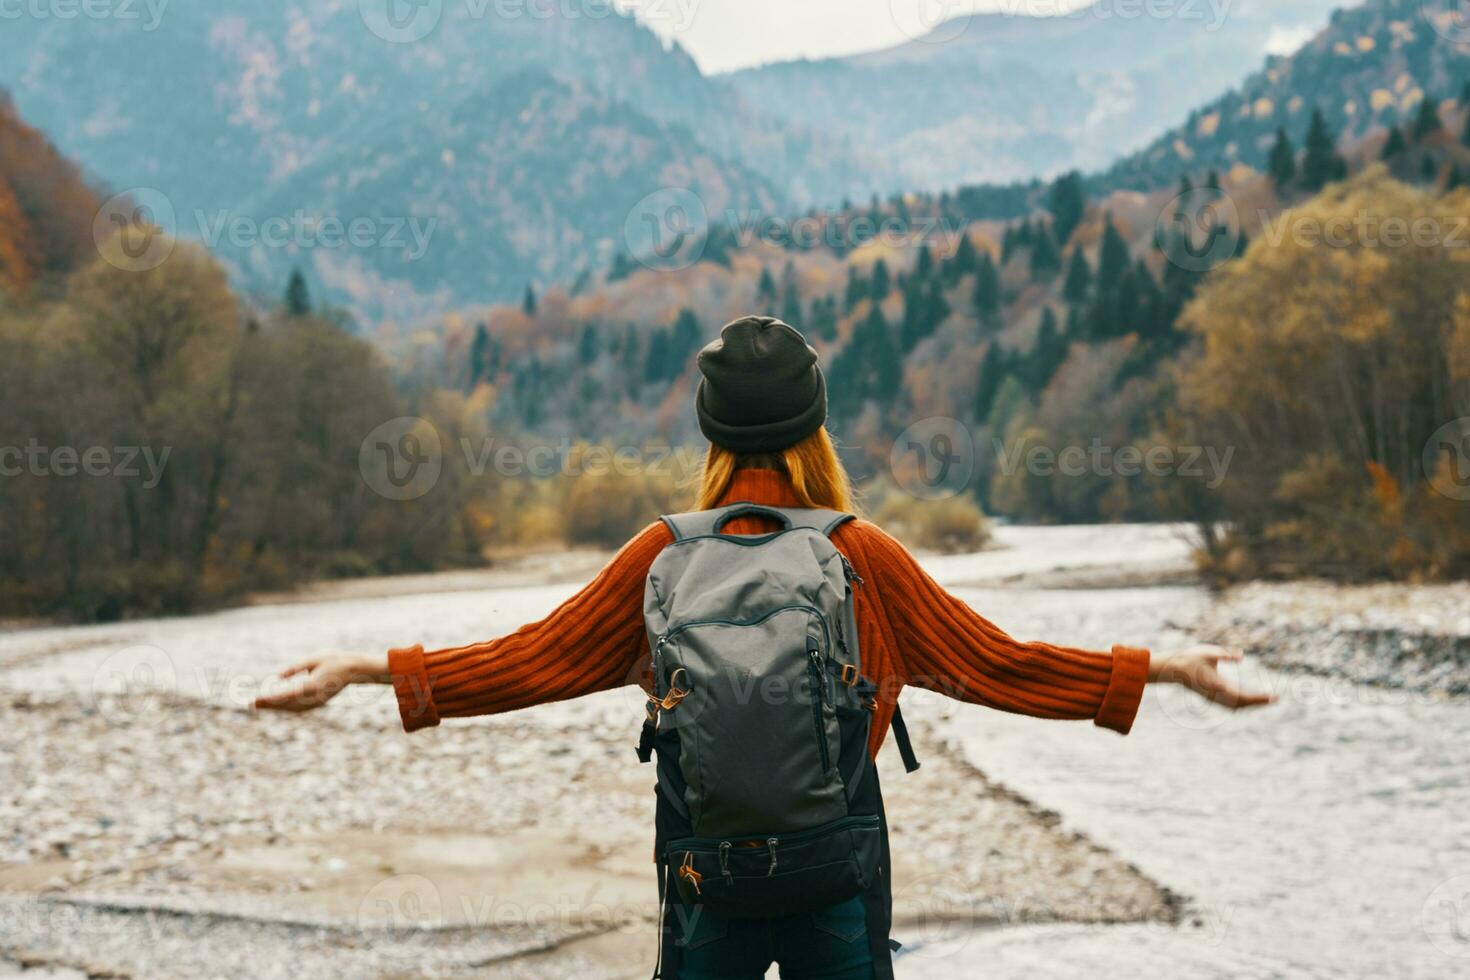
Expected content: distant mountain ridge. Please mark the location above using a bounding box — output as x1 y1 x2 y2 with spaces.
0 0 1366 317
0 0 856 318
1103 0 1470 189
727 0 1344 189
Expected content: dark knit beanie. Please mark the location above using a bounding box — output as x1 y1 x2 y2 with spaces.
696 315 828 454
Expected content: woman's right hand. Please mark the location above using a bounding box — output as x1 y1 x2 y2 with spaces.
252 652 389 713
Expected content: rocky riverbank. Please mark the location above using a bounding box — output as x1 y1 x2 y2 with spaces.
1194 580 1470 698
0 678 1178 979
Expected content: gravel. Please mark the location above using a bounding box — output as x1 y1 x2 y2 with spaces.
1195 580 1470 697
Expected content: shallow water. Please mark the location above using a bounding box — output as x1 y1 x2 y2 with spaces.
902 583 1470 980
3 526 1467 978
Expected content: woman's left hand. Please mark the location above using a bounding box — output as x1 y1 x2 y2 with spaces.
252 652 388 713
1150 644 1276 710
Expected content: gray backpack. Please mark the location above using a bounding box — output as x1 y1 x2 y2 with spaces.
637 502 918 977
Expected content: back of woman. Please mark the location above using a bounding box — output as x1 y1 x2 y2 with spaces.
257 315 1271 979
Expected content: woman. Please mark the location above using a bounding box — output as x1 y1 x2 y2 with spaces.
256 315 1272 978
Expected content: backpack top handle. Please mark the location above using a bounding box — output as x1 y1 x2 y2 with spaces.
662 503 853 542
711 503 793 535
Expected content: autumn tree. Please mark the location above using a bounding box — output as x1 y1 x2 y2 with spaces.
1176 171 1470 578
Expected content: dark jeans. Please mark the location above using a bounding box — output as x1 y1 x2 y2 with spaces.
675 895 875 979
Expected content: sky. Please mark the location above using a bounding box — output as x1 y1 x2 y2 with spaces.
620 0 1325 74
621 0 1098 74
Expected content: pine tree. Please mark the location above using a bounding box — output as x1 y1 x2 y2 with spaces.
1046 170 1087 245
1025 307 1068 391
1096 215 1129 286
522 283 538 316
670 309 702 369
973 251 1001 325
1062 248 1091 304
781 282 803 327
577 322 598 365
1413 97 1442 141
644 329 671 383
1448 166 1466 192
1064 305 1084 342
757 267 778 309
974 342 1007 423
284 268 312 316
837 304 901 404
1205 170 1221 190
927 277 950 330
947 234 979 282
608 252 635 282
469 322 492 388
1131 260 1165 341
915 246 935 279
843 265 866 312
899 276 926 351
1300 109 1343 192
1029 223 1061 280
1382 126 1408 160
870 259 891 301
809 295 839 341
1421 154 1440 183
1267 127 1296 189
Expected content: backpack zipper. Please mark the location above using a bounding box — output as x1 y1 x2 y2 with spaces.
656 604 830 651
667 814 881 855
806 638 832 775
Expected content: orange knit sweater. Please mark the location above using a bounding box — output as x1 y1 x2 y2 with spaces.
389 469 1150 752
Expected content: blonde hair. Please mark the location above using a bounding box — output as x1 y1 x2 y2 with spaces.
694 428 857 513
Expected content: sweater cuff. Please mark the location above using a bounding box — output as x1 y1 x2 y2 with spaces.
390 644 440 733
1094 645 1150 735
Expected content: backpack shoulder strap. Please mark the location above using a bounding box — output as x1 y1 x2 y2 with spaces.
888 703 921 774
661 502 854 542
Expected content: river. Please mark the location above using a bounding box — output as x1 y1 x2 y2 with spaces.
906 575 1470 980
2 524 1466 978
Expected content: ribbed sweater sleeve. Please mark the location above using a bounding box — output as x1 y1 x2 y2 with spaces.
388 522 672 732
851 521 1149 734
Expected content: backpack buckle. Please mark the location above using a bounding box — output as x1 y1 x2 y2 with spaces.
839 664 860 687
651 667 691 711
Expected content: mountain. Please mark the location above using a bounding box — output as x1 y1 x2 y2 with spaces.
0 0 862 318
233 68 780 321
726 0 1343 189
1103 0 1470 189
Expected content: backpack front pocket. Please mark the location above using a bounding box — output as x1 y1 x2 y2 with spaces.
656 605 847 838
